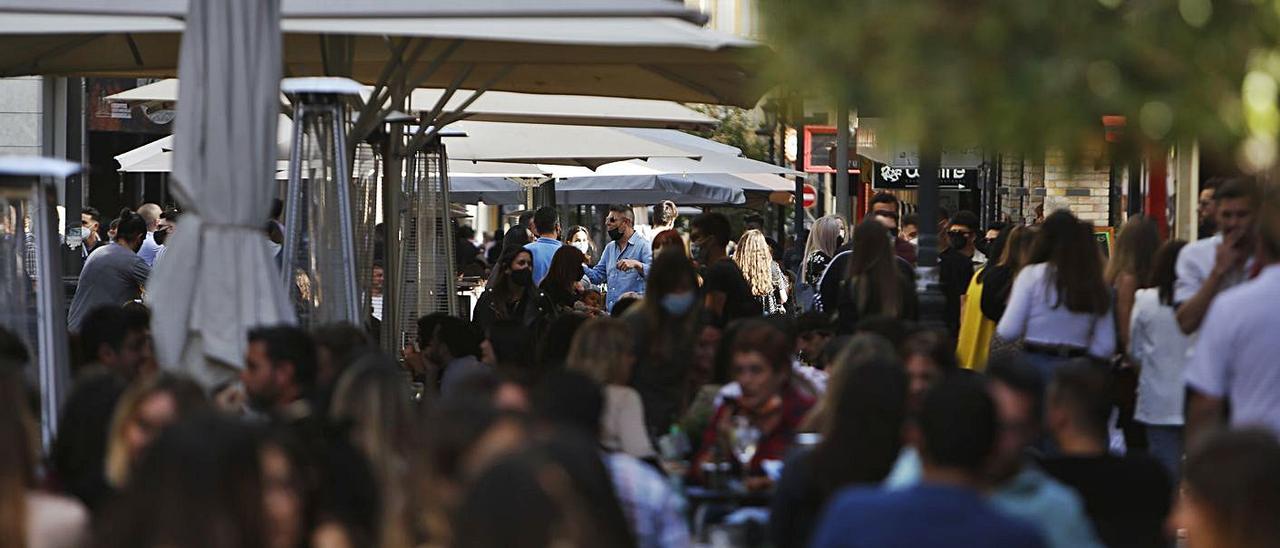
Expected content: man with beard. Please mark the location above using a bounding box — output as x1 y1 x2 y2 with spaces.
241 326 316 420
152 208 179 266
584 205 652 312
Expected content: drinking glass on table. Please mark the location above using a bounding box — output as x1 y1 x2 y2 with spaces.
730 416 761 477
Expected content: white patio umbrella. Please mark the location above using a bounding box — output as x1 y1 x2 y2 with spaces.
144 0 291 388
107 78 719 130
441 121 701 169
0 1 763 107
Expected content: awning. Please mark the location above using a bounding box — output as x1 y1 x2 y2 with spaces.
107 78 719 130
0 3 764 107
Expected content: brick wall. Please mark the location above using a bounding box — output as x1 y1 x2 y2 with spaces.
998 147 1112 226
1042 147 1111 226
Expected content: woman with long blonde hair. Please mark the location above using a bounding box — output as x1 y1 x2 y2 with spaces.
801 216 845 287
565 318 656 458
735 229 789 315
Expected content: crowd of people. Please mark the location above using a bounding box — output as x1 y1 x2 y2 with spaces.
4 178 1280 548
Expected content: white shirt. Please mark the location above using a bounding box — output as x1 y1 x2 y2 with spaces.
1129 288 1190 425
1186 264 1280 435
1174 234 1252 305
371 294 383 321
137 230 161 267
996 263 1116 358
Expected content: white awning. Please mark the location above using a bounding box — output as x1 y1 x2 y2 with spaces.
107 78 718 130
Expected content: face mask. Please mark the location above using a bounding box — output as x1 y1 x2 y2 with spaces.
608 228 623 242
907 237 918 247
661 291 696 316
154 228 169 246
948 232 969 250
837 233 846 248
571 241 590 254
510 268 533 287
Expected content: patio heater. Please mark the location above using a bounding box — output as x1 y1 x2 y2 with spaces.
280 77 363 329
0 157 77 449
387 133 457 352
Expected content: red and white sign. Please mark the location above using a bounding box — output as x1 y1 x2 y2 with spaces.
802 184 818 209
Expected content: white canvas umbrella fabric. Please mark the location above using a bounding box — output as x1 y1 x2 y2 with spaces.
0 1 762 107
107 78 718 130
441 121 700 169
145 0 293 387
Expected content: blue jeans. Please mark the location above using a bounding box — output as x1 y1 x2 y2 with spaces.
1144 424 1184 483
1021 351 1076 385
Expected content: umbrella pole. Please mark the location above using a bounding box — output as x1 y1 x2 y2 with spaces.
381 121 404 355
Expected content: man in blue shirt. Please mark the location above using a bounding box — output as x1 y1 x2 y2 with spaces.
585 205 651 311
524 206 563 286
811 376 1045 548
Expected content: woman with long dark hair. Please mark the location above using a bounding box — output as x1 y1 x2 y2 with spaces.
770 356 908 548
538 245 590 313
473 247 544 334
1107 214 1161 351
997 210 1115 380
1129 239 1190 479
833 219 918 334
620 248 700 439
67 208 150 332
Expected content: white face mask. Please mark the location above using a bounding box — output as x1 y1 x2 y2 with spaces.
571 241 590 254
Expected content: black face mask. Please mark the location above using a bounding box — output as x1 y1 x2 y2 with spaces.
947 233 969 250
510 269 533 287
836 235 845 248
154 229 169 246
608 228 624 242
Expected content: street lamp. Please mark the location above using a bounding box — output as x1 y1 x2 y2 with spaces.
281 77 363 329
0 157 77 449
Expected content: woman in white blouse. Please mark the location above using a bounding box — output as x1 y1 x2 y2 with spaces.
1129 239 1191 480
997 210 1115 381
565 317 657 459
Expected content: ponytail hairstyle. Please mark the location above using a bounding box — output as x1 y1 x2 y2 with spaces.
114 208 148 244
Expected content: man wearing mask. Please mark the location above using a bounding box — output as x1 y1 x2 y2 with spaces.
67 209 151 332
76 207 104 259
152 209 179 266
690 212 759 324
585 205 652 312
135 203 163 267
940 210 981 336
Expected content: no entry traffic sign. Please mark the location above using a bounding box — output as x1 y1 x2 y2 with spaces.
802 183 817 209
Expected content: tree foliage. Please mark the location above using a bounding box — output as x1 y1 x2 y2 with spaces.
758 0 1280 171
689 104 770 162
